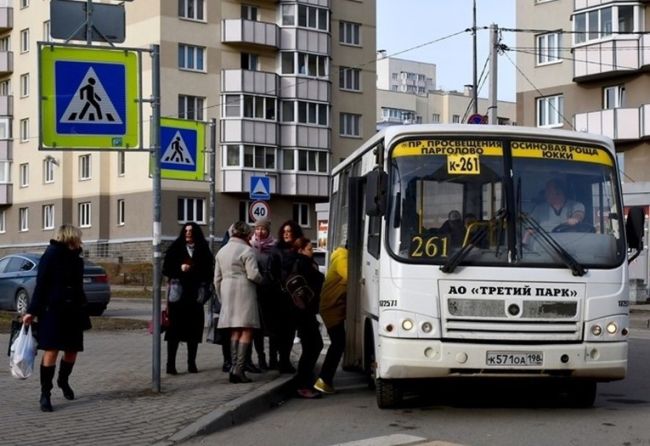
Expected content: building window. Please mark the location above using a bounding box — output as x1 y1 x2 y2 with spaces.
339 67 361 91
117 199 125 226
452 114 460 123
43 204 54 230
178 0 204 21
20 29 29 53
243 95 276 120
241 53 258 71
178 95 204 120
339 21 360 45
604 85 625 109
280 52 328 78
283 149 295 170
44 158 55 183
20 118 29 142
0 36 8 52
573 5 637 45
225 145 240 166
536 32 560 65
281 4 295 26
243 145 276 169
297 4 328 31
177 197 205 223
340 113 360 137
19 207 28 232
432 113 440 123
238 200 256 225
43 20 51 41
297 150 328 173
0 161 9 183
0 80 8 96
281 100 328 125
20 74 29 97
20 0 29 8
79 154 91 180
19 163 28 187
536 94 564 128
117 151 125 176
293 203 310 227
78 202 91 228
241 4 258 21
0 210 5 233
0 117 9 139
178 44 205 71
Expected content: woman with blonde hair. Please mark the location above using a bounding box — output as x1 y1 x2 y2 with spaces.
23 224 91 412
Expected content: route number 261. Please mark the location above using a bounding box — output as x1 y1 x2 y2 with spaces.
410 236 448 258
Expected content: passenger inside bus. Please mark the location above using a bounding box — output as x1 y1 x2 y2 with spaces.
439 210 465 247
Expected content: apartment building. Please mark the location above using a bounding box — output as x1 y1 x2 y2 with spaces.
516 0 650 182
376 53 515 129
0 0 376 261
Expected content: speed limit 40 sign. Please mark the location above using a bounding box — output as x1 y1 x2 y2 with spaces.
249 200 270 222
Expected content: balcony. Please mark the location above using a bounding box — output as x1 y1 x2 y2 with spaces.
279 77 330 102
221 19 278 49
280 124 330 150
279 172 329 197
573 35 650 81
280 27 330 53
573 106 650 141
0 139 12 160
0 7 12 32
221 69 278 95
0 183 11 205
0 95 12 116
0 51 12 74
220 119 277 145
221 169 278 194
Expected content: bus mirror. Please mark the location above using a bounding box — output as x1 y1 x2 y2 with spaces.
366 170 387 216
626 206 645 261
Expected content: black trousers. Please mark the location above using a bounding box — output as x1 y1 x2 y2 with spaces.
319 323 345 385
295 313 323 387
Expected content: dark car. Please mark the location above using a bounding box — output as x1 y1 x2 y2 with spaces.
0 253 111 316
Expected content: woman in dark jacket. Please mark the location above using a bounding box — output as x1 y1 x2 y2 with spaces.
23 224 90 412
162 222 214 375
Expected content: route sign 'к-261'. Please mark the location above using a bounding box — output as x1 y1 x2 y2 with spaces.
39 44 140 150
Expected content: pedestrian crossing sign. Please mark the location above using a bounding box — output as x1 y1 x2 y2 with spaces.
158 117 206 181
39 44 140 150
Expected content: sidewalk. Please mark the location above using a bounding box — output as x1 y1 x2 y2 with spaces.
0 329 295 446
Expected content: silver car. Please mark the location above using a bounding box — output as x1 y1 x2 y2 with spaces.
0 253 111 315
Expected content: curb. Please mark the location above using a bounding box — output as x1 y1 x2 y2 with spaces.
161 374 295 444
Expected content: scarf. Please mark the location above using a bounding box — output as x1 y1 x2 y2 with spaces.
250 234 277 253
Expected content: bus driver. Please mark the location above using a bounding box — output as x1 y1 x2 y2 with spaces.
531 179 585 231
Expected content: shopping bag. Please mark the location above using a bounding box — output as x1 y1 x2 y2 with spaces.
147 309 170 335
9 323 37 379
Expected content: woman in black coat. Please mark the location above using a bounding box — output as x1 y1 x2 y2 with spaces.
23 224 90 412
162 222 214 375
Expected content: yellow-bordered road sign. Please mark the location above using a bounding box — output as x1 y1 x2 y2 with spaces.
40 44 140 149
158 117 206 181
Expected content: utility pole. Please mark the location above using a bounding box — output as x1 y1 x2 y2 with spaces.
208 118 217 254
472 0 478 115
488 23 498 125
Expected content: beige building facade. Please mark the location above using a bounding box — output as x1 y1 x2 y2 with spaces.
516 0 650 182
0 0 376 261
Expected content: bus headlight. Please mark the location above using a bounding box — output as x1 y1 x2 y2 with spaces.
379 309 440 338
585 315 628 341
591 325 602 336
421 321 433 333
401 319 414 331
606 322 618 334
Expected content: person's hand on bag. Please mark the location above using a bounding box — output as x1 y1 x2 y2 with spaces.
21 313 33 325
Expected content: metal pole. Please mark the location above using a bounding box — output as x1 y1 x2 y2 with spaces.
209 118 217 254
150 44 162 393
472 0 478 115
85 0 92 45
488 23 498 125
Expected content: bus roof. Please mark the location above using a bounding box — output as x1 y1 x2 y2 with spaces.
331 124 615 176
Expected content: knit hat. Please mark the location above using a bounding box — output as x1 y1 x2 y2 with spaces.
254 217 271 229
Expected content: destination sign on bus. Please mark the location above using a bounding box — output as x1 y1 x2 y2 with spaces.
511 141 613 166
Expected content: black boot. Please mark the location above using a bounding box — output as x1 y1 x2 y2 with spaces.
166 340 178 375
57 360 75 400
258 352 269 370
187 342 198 373
222 337 232 373
229 339 239 383
231 342 252 384
244 345 262 374
40 364 55 412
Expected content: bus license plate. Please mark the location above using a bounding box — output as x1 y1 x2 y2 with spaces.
486 351 543 367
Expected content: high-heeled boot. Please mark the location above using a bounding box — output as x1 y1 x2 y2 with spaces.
40 364 55 412
222 340 232 373
187 342 198 373
229 339 240 383
57 360 75 400
231 342 252 383
166 340 178 375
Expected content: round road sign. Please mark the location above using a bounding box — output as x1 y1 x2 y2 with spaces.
467 113 487 124
249 200 270 222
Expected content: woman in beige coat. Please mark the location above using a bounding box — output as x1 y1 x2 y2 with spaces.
215 221 263 383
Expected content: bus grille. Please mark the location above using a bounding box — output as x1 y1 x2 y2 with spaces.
442 298 582 341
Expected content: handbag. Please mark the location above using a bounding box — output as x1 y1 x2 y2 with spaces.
9 323 37 379
168 279 182 303
197 282 216 305
284 261 315 311
148 309 170 335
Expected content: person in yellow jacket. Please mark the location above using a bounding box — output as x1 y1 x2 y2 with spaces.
313 245 348 394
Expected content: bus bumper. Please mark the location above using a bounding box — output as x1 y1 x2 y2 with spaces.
377 336 627 381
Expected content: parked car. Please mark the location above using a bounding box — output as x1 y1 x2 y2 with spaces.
0 253 111 316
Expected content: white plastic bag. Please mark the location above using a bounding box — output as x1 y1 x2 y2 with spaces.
9 323 37 379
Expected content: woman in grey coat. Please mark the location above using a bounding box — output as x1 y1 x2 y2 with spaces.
215 221 263 383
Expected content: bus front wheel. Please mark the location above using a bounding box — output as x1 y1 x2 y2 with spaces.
376 378 402 409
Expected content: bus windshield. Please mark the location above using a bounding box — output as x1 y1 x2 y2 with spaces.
386 136 626 269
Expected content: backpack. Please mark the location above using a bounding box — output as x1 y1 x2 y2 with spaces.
284 260 315 311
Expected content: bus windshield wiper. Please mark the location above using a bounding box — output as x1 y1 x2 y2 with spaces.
441 209 505 274
520 213 586 277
